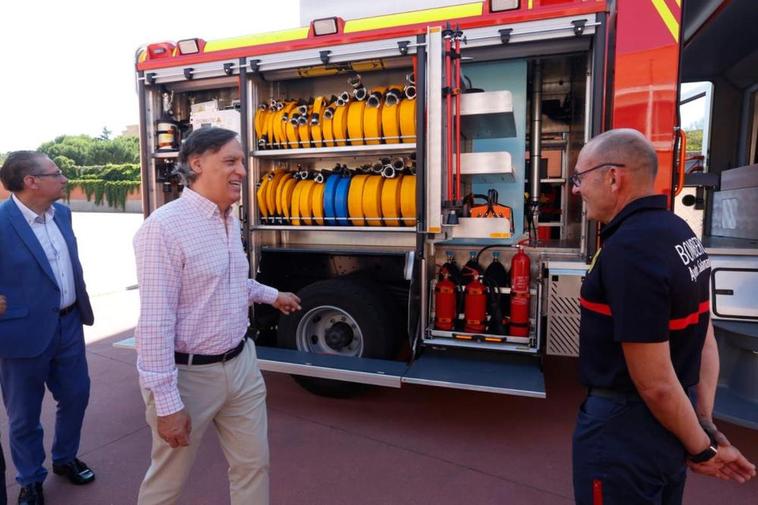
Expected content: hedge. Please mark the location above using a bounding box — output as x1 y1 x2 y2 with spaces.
65 163 141 210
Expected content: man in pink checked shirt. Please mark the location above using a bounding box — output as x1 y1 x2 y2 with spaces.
133 127 301 505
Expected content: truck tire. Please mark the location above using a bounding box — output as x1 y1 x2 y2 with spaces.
277 278 401 397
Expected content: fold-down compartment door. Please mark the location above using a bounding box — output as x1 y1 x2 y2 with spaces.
402 349 545 398
256 347 408 388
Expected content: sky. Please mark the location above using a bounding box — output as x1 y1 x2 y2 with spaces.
0 0 300 152
1 1 707 153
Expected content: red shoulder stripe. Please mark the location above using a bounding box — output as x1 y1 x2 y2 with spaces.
580 297 612 316
669 301 710 331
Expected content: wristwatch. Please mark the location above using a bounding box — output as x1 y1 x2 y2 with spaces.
689 444 718 463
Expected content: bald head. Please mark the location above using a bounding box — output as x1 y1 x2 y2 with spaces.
584 128 658 183
572 129 660 223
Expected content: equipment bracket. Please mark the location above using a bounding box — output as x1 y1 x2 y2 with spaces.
223 63 234 76
397 40 410 56
249 59 260 74
145 72 157 85
442 22 454 38
320 50 331 65
571 19 587 37
499 28 513 44
183 67 194 80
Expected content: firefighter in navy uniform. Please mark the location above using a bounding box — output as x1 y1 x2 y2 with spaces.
570 129 755 505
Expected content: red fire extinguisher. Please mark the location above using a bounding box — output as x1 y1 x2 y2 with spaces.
510 293 530 337
435 271 457 331
464 274 487 333
510 246 530 294
510 247 530 336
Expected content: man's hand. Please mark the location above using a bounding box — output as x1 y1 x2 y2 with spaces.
0 295 6 315
272 292 301 315
688 445 756 483
157 409 192 448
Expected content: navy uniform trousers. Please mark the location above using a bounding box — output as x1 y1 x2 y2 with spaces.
0 307 90 486
573 394 687 505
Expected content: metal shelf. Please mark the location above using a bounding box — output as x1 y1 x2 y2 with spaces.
427 328 531 346
153 151 179 159
423 333 535 353
540 178 565 184
252 143 416 160
253 224 415 232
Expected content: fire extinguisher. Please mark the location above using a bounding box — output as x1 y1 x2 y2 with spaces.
510 293 530 337
484 252 509 335
464 272 487 333
510 247 530 337
434 270 457 331
510 246 530 294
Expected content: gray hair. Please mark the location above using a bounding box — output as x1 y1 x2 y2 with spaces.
171 161 197 186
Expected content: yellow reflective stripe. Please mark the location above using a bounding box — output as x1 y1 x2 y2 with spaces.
673 0 681 6
528 0 534 9
205 27 310 53
650 0 680 43
344 3 482 33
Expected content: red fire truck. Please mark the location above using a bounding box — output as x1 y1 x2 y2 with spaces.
134 0 758 428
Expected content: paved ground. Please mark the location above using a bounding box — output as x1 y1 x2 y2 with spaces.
1 212 756 504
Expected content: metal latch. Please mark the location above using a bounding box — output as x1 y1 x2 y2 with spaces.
183 67 194 80
397 40 410 56
499 28 513 44
223 63 234 76
572 19 587 37
319 50 331 65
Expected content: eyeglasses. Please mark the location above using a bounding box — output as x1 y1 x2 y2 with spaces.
31 170 65 178
569 162 625 187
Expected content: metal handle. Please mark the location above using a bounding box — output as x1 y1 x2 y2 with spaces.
674 128 687 197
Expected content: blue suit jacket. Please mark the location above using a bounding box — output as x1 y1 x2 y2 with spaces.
0 198 94 358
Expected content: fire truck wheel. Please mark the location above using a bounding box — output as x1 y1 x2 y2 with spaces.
277 278 401 397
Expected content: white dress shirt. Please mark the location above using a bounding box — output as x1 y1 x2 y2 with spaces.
133 188 278 416
12 194 76 309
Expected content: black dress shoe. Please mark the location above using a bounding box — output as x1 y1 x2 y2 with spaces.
18 482 44 505
52 458 95 485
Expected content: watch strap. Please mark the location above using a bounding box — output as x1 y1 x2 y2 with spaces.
689 444 718 463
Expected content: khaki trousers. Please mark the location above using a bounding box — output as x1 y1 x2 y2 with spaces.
138 341 269 505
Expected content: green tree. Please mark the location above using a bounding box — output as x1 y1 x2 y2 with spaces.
685 129 703 155
98 127 112 141
39 133 139 165
39 135 94 165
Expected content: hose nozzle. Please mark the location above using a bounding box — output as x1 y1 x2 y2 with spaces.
385 88 402 107
353 86 367 101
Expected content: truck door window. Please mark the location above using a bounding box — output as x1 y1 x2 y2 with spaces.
680 81 713 170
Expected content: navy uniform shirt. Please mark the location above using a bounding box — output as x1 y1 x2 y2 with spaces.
579 195 711 392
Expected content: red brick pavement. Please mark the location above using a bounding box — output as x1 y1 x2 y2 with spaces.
1 332 756 504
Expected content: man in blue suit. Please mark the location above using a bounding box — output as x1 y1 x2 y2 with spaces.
0 152 96 505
